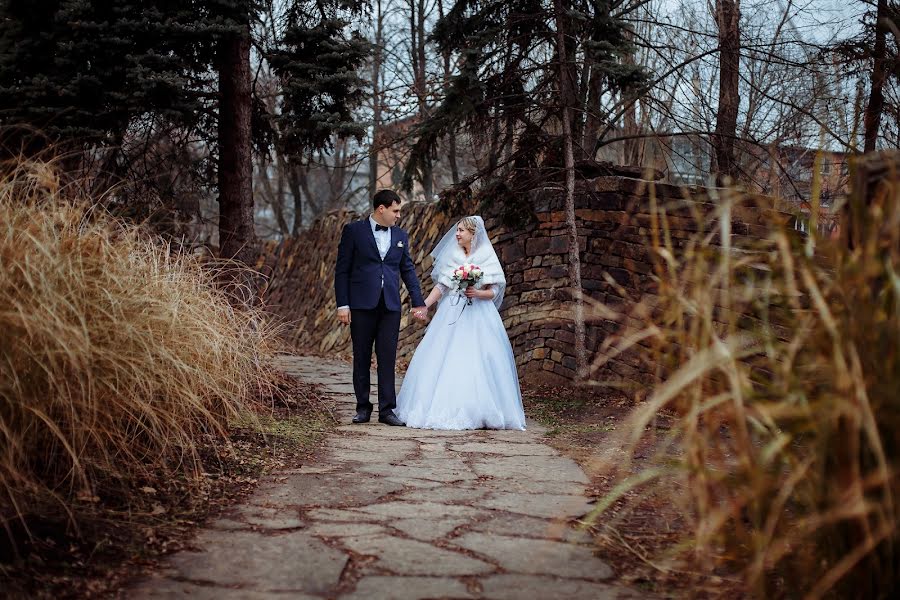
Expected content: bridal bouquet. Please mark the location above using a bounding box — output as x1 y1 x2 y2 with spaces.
451 263 484 305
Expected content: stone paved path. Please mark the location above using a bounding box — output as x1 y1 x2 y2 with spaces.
130 356 641 599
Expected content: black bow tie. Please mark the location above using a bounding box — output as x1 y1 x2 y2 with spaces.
375 224 389 232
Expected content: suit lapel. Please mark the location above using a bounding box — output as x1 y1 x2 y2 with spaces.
362 218 380 258
386 227 397 260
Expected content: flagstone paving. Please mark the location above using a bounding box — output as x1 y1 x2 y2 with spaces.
129 355 642 599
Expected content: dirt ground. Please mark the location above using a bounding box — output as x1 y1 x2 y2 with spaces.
521 383 738 599
3 363 736 599
0 371 336 600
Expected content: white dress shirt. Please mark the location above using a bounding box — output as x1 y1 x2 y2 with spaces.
370 215 391 260
337 215 390 311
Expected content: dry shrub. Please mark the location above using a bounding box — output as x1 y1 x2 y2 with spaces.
590 155 899 598
0 160 280 532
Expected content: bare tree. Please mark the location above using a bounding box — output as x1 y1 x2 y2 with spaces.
369 0 388 197
712 0 741 181
408 0 434 198
554 0 588 381
864 0 889 152
437 0 460 183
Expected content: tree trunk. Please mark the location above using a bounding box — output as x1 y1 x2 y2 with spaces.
712 0 741 183
623 99 641 166
621 32 642 166
297 162 319 215
409 0 420 97
407 0 433 199
416 0 428 108
260 155 289 237
287 164 304 236
488 117 501 173
864 0 887 153
555 2 581 157
217 23 255 264
582 58 603 160
417 0 433 198
447 131 460 184
332 138 348 209
368 86 381 199
369 0 385 198
554 0 588 382
437 0 459 184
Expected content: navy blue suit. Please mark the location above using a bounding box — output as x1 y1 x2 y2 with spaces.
335 219 424 414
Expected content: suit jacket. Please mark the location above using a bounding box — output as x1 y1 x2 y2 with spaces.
334 219 425 311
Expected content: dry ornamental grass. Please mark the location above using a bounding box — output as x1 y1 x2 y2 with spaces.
0 161 281 542
589 154 900 598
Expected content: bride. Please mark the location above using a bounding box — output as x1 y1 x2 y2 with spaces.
396 216 526 430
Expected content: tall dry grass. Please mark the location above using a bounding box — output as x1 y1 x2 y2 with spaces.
590 155 899 598
0 160 279 532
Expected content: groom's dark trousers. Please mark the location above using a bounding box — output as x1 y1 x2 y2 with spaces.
350 292 401 413
334 218 424 415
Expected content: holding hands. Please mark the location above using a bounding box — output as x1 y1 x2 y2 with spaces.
338 306 428 324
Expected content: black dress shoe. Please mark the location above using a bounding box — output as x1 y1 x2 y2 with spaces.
378 412 406 427
352 410 372 424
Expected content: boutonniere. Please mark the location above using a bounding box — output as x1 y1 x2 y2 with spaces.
397 241 404 248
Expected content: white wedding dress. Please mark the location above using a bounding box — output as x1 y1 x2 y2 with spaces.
396 218 526 430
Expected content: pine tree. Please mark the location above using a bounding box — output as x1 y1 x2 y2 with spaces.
0 0 371 264
269 2 370 158
0 0 211 153
406 0 647 383
404 0 646 207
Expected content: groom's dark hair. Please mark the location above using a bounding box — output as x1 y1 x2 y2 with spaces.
373 189 401 209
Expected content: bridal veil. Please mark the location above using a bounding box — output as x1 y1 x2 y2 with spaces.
429 216 506 308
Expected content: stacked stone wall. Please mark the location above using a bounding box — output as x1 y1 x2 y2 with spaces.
256 200 472 358
258 176 789 387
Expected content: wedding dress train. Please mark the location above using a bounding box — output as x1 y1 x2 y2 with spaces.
396 291 526 430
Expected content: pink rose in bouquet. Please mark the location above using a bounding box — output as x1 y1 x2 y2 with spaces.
451 263 484 305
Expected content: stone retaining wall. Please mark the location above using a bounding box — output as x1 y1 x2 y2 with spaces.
258 176 788 387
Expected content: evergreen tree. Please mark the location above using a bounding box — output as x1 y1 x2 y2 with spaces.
405 0 647 383
0 0 211 152
0 0 371 263
269 1 370 158
403 0 646 211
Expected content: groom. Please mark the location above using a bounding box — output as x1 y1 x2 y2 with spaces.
334 190 427 426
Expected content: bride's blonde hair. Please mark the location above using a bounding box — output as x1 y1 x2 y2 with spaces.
459 216 478 235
